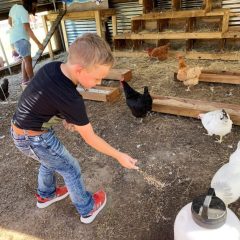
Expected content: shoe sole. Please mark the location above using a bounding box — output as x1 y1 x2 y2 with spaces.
80 195 107 224
36 192 69 209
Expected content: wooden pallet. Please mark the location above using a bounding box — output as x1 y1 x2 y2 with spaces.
174 70 240 85
104 69 132 81
151 95 240 125
77 86 120 102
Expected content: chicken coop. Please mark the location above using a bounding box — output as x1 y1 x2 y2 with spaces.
0 0 240 74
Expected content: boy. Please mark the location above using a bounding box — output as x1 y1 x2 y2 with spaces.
11 33 138 224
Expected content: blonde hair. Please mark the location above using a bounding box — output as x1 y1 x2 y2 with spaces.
68 33 114 68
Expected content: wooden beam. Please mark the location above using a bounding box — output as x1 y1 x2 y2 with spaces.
77 86 120 102
151 95 240 125
104 69 132 81
60 20 69 51
203 0 212 12
112 50 240 61
222 11 230 33
174 71 240 85
172 0 181 11
46 9 116 21
186 51 240 61
42 16 54 59
112 15 117 37
95 11 103 38
114 32 223 40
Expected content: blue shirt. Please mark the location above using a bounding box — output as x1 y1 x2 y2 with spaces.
9 4 29 44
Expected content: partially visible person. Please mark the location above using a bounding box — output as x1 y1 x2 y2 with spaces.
8 0 43 88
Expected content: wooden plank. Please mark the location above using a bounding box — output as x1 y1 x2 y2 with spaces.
95 11 103 38
114 32 223 40
104 69 132 81
77 86 120 102
42 16 54 59
174 71 240 85
112 15 117 37
222 11 230 33
172 0 181 11
60 20 69 51
203 0 212 12
112 50 240 61
186 51 240 61
151 95 240 125
46 9 116 21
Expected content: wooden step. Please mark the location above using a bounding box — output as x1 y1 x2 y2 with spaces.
77 86 120 102
104 69 132 81
151 95 240 125
174 70 240 85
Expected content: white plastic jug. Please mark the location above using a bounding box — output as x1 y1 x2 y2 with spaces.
174 188 240 240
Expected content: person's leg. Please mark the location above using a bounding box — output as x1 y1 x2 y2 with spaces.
31 131 94 216
23 55 33 81
37 164 56 198
21 60 29 84
14 39 32 85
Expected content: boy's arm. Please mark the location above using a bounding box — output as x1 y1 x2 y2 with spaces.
74 123 138 170
23 23 43 50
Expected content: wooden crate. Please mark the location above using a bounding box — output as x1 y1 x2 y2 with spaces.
151 95 240 125
77 86 120 102
104 69 132 81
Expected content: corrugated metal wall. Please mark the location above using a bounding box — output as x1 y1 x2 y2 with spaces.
64 1 143 45
65 20 97 45
222 0 240 26
155 0 172 11
181 0 203 10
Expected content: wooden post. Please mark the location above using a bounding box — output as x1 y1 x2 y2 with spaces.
203 0 212 12
60 20 69 52
112 15 117 37
41 15 54 59
172 0 181 11
95 11 103 38
222 11 230 33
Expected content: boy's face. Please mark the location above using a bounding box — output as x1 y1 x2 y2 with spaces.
76 64 111 89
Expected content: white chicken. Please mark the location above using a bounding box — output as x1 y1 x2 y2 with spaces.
211 142 240 205
198 109 232 143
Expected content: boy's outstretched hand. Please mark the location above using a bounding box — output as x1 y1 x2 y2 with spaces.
116 152 139 170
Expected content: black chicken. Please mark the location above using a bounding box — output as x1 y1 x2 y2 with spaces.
0 78 9 101
121 81 153 118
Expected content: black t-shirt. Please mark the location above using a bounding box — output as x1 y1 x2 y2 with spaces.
12 61 89 131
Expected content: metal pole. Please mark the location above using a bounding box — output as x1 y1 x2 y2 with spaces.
0 38 12 75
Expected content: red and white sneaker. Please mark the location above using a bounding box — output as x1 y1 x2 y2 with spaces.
36 186 69 209
80 190 107 224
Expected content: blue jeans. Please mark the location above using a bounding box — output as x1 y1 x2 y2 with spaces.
14 39 31 58
10 127 94 216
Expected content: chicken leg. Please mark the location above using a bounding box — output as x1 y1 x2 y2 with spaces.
215 135 223 143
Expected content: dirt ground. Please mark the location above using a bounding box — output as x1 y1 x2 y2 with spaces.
0 53 240 240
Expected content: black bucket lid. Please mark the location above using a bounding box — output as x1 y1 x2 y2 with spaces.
191 188 227 229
